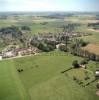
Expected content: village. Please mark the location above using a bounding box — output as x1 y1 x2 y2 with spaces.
0 45 40 60
0 31 90 60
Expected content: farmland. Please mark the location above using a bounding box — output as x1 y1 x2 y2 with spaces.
0 12 99 100
0 51 99 100
82 44 99 55
81 32 99 54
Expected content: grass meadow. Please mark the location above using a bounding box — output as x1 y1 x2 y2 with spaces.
0 51 98 100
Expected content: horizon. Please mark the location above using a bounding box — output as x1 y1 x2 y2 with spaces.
0 0 99 12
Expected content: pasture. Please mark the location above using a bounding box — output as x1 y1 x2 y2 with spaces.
0 51 98 100
81 30 99 54
0 60 29 100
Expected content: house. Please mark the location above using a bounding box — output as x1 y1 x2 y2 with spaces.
3 51 15 58
95 69 99 77
16 47 40 56
80 64 86 69
17 48 32 56
56 43 66 49
0 55 2 60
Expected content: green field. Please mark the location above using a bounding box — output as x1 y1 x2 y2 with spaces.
83 32 99 44
0 51 98 100
0 17 64 34
0 60 29 100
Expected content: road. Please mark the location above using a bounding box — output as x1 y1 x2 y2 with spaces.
0 53 40 61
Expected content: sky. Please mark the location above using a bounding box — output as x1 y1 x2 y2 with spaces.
0 0 99 12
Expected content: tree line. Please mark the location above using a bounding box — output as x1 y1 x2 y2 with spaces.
71 48 99 62
88 22 99 30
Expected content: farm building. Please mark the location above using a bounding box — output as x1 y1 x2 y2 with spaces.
80 64 86 69
2 51 15 58
0 55 2 60
16 47 40 56
56 43 66 49
95 70 99 77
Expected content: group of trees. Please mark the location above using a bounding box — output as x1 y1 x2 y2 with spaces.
30 32 99 62
62 23 81 32
30 33 89 54
30 32 71 52
21 26 31 31
30 39 56 52
71 48 99 62
72 60 80 68
88 22 99 27
0 25 31 47
72 58 89 68
88 22 99 30
0 26 22 38
0 25 30 38
69 38 99 62
70 39 88 49
96 82 99 89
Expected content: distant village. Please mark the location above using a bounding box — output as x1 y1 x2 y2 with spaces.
0 31 90 60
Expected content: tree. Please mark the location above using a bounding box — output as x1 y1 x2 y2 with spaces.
72 60 79 68
58 44 67 52
21 26 30 31
79 39 88 47
96 55 99 61
89 53 96 61
80 58 89 65
96 82 99 89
